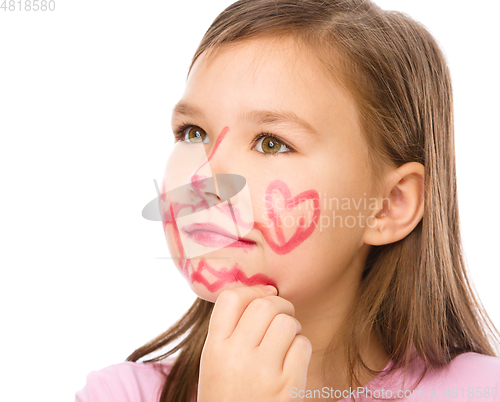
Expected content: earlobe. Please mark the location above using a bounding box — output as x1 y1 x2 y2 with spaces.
363 162 425 246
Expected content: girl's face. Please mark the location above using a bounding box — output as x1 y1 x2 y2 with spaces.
161 37 377 306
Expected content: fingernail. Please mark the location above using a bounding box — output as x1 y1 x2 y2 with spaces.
263 285 278 295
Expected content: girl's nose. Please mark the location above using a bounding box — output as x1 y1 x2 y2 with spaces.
188 170 221 208
187 151 223 209
186 127 247 208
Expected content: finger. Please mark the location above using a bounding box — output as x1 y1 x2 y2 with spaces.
208 285 278 341
259 314 302 369
283 335 312 384
230 296 295 347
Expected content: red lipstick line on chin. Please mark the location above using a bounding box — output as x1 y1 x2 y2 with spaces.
190 259 277 292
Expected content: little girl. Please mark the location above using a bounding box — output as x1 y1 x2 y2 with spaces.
76 0 500 401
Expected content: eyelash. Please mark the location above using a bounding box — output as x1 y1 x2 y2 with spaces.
172 123 296 155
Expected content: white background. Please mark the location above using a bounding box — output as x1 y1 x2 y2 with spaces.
0 1 499 401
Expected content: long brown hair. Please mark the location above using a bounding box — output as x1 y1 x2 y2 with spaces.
127 1 500 400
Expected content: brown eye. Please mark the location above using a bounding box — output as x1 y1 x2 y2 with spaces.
262 137 281 153
185 126 208 143
254 135 292 155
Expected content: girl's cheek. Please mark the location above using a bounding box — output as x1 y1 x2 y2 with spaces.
252 178 321 254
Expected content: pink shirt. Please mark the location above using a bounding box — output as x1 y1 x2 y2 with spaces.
75 352 500 401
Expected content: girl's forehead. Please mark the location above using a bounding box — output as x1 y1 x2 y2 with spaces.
189 36 327 83
185 38 347 113
187 37 356 117
178 36 364 150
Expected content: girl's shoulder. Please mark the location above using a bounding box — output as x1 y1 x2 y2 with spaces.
75 357 176 402
369 352 500 401
444 352 500 382
418 352 500 400
449 351 500 368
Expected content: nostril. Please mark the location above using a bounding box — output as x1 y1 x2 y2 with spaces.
189 173 207 200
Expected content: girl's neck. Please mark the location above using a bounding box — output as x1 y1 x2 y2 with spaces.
304 336 389 401
292 245 390 399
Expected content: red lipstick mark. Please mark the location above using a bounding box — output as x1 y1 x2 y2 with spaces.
161 127 232 227
164 202 273 290
161 126 274 291
255 180 320 255
189 127 230 202
190 259 276 292
161 192 187 274
208 127 229 162
162 127 232 226
162 198 274 291
162 132 319 291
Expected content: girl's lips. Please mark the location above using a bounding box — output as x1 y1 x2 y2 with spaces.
181 222 257 248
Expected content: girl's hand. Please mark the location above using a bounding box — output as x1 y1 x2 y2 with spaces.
197 285 312 402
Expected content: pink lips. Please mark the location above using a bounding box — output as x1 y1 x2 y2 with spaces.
181 222 257 248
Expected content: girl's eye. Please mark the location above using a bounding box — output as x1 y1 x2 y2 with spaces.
253 134 293 155
173 124 294 155
175 125 209 144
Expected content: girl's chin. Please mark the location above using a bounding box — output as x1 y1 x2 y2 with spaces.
191 289 219 303
188 282 239 303
189 281 282 304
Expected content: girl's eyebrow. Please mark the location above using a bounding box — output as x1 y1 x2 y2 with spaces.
172 101 319 138
240 109 319 137
172 102 205 119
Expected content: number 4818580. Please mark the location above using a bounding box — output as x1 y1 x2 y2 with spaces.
1 0 56 11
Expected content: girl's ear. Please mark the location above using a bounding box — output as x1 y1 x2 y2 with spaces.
363 162 425 246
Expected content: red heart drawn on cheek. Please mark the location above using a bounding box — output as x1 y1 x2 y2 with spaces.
255 180 320 255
